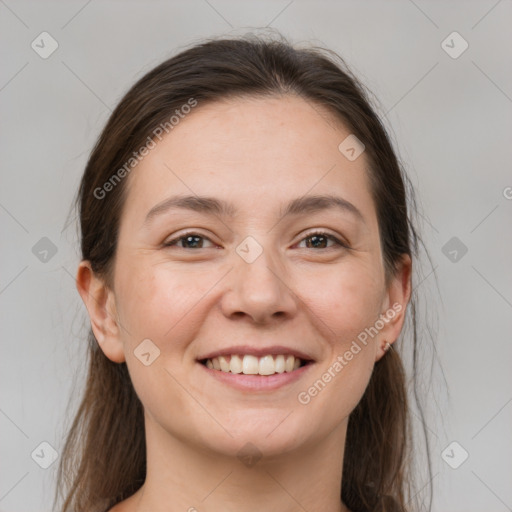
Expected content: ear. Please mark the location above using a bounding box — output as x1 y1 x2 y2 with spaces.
76 260 126 363
374 254 412 362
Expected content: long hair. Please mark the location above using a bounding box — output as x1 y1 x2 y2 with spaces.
55 33 432 512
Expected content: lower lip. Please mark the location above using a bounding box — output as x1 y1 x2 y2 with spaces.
198 362 314 391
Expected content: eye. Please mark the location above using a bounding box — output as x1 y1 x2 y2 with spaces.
163 230 349 251
163 232 215 249
296 231 349 250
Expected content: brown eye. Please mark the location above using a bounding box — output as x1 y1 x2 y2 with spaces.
297 232 348 250
163 233 214 249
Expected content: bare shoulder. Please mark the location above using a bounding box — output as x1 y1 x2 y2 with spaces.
110 503 131 512
106 491 141 512
106 500 127 512
106 504 121 512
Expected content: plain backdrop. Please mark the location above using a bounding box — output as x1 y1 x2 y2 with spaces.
1 1 511 511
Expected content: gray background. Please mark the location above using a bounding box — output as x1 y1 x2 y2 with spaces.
1 1 511 511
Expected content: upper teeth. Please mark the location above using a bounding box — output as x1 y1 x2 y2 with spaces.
205 354 302 375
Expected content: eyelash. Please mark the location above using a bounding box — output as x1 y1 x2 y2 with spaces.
162 231 349 251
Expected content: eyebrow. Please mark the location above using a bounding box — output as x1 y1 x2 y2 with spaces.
143 193 365 227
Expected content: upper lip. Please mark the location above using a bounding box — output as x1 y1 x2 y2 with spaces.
198 345 315 362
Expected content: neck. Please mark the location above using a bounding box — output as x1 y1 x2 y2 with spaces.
125 412 351 512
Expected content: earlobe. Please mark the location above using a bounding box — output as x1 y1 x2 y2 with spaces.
375 254 412 362
375 340 393 362
75 261 126 363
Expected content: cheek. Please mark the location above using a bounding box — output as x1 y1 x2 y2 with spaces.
299 260 384 344
115 261 210 346
304 347 375 421
294 263 381 410
116 252 385 359
114 263 212 426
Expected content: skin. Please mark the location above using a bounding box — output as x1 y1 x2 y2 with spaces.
77 94 412 512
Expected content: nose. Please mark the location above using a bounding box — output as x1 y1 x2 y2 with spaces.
220 244 298 325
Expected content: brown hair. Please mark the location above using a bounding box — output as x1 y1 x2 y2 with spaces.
55 33 431 512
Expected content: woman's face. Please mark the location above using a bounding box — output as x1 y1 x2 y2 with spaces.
84 95 410 459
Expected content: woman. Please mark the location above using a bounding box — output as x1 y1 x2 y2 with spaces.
55 33 429 512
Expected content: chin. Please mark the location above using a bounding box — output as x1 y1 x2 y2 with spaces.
197 415 311 461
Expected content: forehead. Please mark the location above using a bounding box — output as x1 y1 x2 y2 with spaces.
121 94 376 225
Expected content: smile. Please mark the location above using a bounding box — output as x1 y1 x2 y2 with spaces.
201 354 310 376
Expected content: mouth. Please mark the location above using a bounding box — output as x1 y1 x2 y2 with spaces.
198 354 314 376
